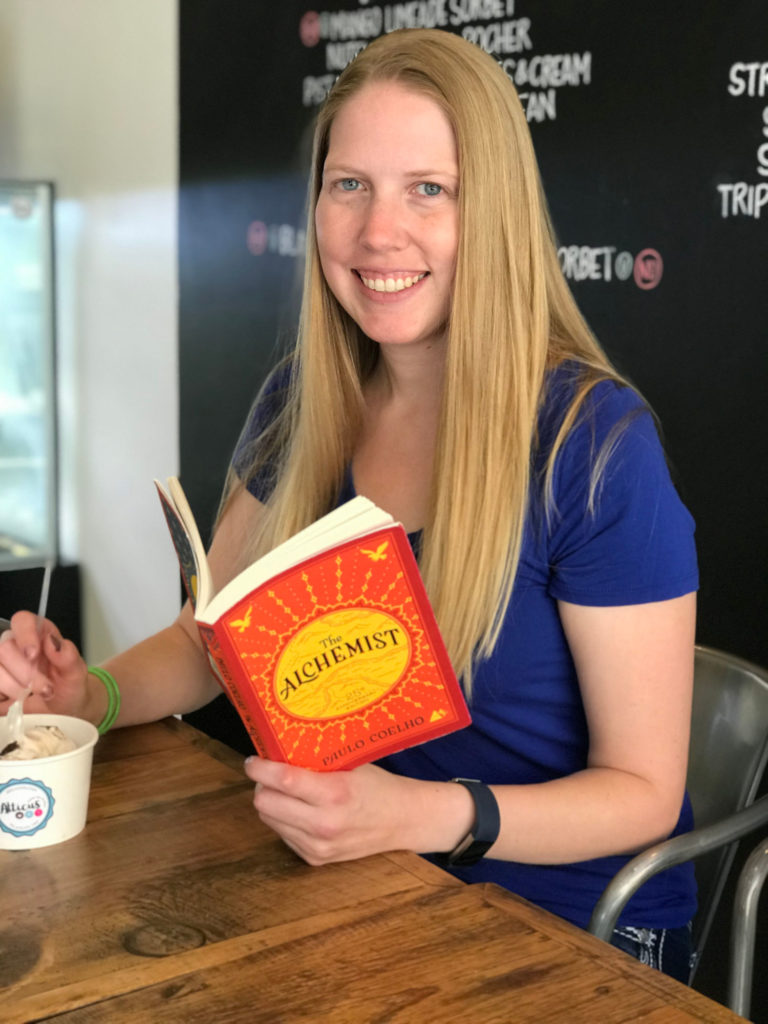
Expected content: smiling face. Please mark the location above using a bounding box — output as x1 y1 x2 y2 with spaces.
315 80 460 354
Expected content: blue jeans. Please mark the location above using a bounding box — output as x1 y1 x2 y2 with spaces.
610 923 693 983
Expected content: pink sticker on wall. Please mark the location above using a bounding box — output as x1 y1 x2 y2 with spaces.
633 249 663 290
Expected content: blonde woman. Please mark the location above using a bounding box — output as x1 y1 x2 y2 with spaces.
0 30 697 979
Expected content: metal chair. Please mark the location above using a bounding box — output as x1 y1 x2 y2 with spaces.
588 645 768 996
729 833 768 1019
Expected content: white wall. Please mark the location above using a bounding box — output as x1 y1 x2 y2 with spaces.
0 0 180 661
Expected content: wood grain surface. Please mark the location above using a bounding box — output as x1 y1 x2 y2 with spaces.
0 719 744 1023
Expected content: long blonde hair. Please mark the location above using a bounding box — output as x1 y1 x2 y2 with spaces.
222 29 626 692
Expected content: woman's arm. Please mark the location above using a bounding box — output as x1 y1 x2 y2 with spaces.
487 592 696 862
0 485 265 729
244 593 696 866
97 484 266 726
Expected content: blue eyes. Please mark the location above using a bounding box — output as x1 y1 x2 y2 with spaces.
335 179 444 197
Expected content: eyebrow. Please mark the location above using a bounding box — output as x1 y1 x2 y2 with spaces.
323 164 459 180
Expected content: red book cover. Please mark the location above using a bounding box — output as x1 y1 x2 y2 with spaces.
156 480 470 770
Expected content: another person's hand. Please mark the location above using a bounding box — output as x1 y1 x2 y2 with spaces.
0 611 91 718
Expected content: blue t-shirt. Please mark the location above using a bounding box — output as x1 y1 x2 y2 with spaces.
236 364 699 930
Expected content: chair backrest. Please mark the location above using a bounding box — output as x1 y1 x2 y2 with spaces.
687 645 768 960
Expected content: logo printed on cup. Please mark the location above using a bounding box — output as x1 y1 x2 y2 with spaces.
0 778 55 837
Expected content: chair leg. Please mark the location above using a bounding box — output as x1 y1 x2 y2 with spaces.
729 837 768 1018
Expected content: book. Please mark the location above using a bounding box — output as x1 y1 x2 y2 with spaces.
155 477 470 770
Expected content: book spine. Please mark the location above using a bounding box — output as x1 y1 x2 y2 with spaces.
197 623 272 759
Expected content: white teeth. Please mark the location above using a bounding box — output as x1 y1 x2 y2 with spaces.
360 273 426 292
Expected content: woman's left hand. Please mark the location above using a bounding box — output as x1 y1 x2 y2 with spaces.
243 757 472 865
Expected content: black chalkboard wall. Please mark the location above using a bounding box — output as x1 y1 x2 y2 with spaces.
179 1 767 1008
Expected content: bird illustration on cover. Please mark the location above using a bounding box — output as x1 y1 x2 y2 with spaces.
230 606 252 633
361 541 389 562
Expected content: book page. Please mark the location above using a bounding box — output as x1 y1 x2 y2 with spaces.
202 496 394 625
155 478 214 612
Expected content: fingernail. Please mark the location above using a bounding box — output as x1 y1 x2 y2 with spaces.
244 756 254 766
50 635 62 652
41 685 54 699
24 646 38 661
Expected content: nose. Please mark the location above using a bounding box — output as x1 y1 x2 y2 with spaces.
358 194 406 252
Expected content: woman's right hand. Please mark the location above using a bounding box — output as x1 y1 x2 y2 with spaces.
0 611 92 719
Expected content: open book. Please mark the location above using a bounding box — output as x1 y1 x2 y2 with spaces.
155 477 470 770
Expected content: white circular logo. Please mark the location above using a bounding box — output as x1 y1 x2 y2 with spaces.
0 778 55 837
614 251 634 281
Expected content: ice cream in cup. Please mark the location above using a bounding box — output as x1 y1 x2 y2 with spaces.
0 714 99 850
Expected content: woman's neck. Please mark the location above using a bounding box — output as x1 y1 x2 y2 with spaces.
371 337 447 406
353 340 446 533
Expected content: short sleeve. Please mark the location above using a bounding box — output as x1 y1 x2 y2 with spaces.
546 382 698 606
231 360 293 503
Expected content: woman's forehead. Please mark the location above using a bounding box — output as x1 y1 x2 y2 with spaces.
324 81 458 168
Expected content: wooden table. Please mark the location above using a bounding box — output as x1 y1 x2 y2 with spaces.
0 718 743 1023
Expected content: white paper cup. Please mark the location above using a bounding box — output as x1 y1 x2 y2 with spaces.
0 714 99 850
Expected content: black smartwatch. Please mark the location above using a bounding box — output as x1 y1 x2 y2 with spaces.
434 778 501 868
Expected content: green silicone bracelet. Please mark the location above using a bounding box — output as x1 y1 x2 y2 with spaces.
88 666 121 735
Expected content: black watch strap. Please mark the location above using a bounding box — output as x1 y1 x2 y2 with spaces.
434 778 500 868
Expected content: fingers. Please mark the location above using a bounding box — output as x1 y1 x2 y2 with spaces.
0 614 73 702
0 689 54 715
245 759 336 833
0 661 53 702
0 634 39 694
257 817 334 866
43 631 81 673
245 759 328 821
244 758 371 865
244 756 343 805
244 756 299 788
253 786 351 865
9 610 43 661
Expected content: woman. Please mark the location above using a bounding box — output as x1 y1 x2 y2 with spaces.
0 30 697 979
